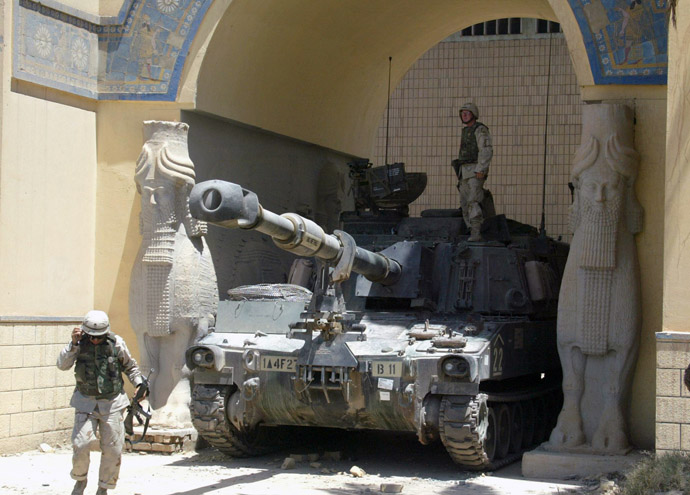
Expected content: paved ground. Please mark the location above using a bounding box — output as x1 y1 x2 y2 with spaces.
1 430 591 495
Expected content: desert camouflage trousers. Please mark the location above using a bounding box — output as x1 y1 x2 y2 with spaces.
70 408 125 489
457 176 485 231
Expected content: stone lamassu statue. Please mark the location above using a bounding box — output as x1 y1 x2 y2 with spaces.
130 121 218 426
548 104 643 453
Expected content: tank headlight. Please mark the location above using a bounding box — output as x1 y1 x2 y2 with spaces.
441 356 470 378
192 348 214 368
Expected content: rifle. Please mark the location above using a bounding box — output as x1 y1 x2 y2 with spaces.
124 369 153 444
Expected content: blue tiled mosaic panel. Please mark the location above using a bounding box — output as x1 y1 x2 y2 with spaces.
568 0 668 85
13 0 212 100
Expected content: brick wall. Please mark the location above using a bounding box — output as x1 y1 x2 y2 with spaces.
656 332 690 453
0 321 79 453
371 34 581 242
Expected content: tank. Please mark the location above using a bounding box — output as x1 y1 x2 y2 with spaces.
185 165 569 470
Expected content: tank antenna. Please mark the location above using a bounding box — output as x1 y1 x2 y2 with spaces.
539 31 554 237
384 56 393 166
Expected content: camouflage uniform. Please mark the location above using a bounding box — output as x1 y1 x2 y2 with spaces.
57 333 142 492
453 118 493 240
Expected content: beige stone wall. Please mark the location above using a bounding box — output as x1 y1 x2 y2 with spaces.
0 321 77 453
656 332 690 453
371 35 580 241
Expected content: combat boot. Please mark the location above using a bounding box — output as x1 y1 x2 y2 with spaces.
70 480 87 495
95 488 108 495
468 224 483 242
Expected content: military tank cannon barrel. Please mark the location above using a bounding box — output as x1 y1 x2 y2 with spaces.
189 180 401 285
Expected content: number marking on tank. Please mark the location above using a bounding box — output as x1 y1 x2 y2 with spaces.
371 361 402 377
492 334 504 377
260 356 297 372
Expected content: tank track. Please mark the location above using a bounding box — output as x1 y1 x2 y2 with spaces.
190 384 270 457
439 386 561 471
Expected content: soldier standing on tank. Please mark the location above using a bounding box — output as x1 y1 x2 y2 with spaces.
452 102 493 242
57 310 146 495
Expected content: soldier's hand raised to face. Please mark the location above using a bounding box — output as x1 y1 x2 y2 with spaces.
71 327 83 345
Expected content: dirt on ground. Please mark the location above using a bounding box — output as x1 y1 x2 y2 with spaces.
0 430 602 495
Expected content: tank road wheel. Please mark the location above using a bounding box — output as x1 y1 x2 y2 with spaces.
508 402 523 453
494 404 511 460
190 384 272 457
483 405 497 463
439 395 493 470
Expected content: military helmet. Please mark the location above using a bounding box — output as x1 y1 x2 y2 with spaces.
460 102 479 120
81 310 110 336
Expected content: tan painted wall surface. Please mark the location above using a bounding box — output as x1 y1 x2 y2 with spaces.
664 3 690 334
0 89 97 315
628 97 666 450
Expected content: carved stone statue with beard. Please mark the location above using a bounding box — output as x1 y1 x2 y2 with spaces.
547 104 643 454
130 121 218 427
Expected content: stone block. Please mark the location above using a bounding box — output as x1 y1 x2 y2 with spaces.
0 346 24 368
55 408 74 430
13 325 36 345
43 344 64 366
11 367 35 391
10 412 34 436
43 389 58 409
681 424 690 451
22 389 46 412
33 410 55 433
22 345 41 367
56 369 76 387
152 443 177 453
34 327 48 345
656 422 681 450
0 326 13 345
657 368 681 397
19 432 44 452
54 326 72 344
0 414 10 438
657 397 690 423
34 367 57 388
657 341 690 369
0 391 22 414
0 369 11 391
57 386 74 408
522 447 644 480
43 429 70 447
0 436 21 454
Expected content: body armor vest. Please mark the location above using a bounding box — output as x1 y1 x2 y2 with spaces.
74 333 124 399
458 122 487 165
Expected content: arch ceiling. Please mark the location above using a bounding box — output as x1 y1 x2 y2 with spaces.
12 0 669 154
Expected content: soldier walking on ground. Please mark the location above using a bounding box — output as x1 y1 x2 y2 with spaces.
57 310 146 495
452 102 493 241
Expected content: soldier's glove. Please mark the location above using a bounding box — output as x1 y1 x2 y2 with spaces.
134 383 149 402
